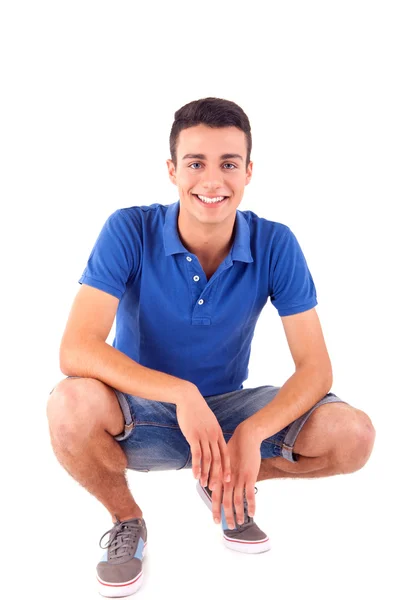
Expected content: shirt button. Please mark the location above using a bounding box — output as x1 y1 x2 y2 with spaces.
193 275 200 282
186 256 192 262
198 299 204 305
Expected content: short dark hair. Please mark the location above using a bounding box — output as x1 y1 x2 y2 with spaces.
169 97 252 168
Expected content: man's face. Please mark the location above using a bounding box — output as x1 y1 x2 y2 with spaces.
166 124 253 225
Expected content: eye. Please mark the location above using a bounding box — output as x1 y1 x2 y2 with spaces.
189 162 202 169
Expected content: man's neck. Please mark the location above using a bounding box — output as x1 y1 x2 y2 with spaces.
177 212 236 264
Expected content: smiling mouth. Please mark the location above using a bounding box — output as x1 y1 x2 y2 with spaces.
192 194 229 204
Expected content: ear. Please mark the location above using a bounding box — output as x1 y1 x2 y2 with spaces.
245 161 253 185
166 159 177 186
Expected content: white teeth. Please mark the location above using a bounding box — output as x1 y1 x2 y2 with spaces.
197 194 226 204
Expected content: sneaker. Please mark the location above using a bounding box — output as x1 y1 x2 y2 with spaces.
196 481 271 554
96 515 147 597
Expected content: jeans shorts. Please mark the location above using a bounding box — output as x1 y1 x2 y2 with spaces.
50 376 348 473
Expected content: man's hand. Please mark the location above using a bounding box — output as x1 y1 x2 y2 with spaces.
175 384 231 487
209 422 261 529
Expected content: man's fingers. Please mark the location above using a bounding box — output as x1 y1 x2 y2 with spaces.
208 440 223 489
245 483 256 518
191 441 201 479
199 438 212 487
234 481 246 525
222 483 236 530
218 435 231 483
211 481 223 523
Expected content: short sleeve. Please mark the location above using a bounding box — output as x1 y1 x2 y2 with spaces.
78 209 141 300
269 227 318 317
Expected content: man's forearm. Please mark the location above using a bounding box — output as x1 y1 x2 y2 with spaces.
60 336 196 406
241 365 333 443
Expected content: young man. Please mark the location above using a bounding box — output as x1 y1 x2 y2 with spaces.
46 97 376 597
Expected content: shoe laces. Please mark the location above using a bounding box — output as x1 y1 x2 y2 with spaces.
99 515 142 561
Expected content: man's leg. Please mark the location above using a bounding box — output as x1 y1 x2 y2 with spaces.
46 377 143 523
257 402 376 482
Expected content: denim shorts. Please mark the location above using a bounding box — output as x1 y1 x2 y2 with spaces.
50 376 347 473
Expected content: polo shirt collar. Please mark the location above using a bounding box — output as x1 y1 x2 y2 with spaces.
163 201 253 264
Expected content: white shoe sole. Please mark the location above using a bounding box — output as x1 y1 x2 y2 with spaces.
196 481 271 554
97 543 147 597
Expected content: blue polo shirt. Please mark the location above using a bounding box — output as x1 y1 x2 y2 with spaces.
78 201 317 397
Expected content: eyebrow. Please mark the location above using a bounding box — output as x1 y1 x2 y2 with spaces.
181 153 243 161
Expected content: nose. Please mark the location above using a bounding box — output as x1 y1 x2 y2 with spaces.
201 165 225 189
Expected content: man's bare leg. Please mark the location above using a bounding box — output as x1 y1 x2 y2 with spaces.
46 378 142 524
257 453 339 481
257 403 376 482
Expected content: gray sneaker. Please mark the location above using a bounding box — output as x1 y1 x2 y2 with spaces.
97 516 147 597
197 481 271 554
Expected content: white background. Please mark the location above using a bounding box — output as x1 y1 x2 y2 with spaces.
1 1 399 598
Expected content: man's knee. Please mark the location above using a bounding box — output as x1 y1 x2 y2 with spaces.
333 408 376 473
46 377 112 441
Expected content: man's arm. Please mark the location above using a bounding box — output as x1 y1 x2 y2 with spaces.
242 307 333 441
60 283 196 405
